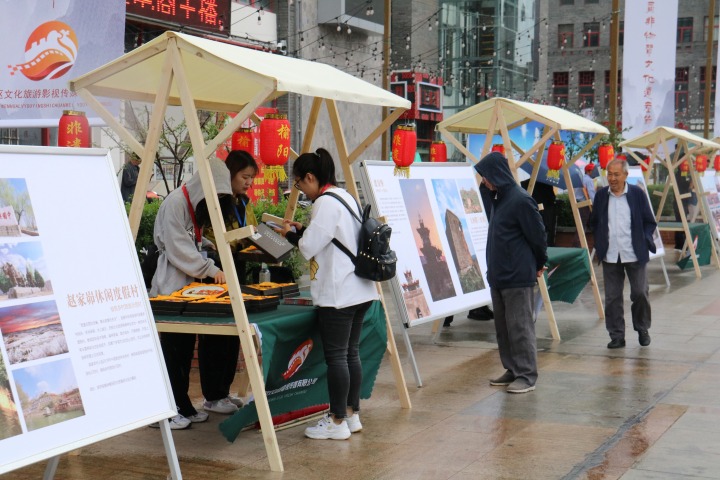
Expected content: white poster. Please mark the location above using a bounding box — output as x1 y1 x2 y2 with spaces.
0 146 174 474
627 167 665 260
358 161 490 327
0 0 125 127
622 0 678 137
700 171 720 239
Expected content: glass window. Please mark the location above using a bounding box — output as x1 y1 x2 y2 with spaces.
585 0 599 3
560 0 574 5
553 72 569 107
583 22 600 47
558 24 573 48
677 17 693 43
675 68 689 113
700 66 716 111
704 16 719 41
579 71 595 109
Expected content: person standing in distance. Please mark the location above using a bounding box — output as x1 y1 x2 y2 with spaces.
120 154 141 203
474 152 547 394
589 159 657 349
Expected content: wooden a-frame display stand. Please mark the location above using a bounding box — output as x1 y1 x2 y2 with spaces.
621 126 720 278
69 31 412 473
437 98 609 340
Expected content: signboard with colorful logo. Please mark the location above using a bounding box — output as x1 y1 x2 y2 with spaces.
0 1 125 127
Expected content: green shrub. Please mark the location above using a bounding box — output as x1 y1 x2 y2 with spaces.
646 184 675 217
125 200 161 257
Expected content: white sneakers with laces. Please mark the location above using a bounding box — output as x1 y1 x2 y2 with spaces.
203 397 239 414
304 414 351 440
346 413 362 433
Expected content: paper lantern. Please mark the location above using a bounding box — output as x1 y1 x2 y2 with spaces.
231 128 254 156
430 141 447 162
491 144 505 155
392 125 416 177
259 113 291 181
695 154 708 175
679 159 689 177
714 155 720 174
616 153 627 162
58 110 90 147
598 143 614 169
546 141 565 183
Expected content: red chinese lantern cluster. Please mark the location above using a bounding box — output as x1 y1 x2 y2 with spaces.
546 141 565 182
392 125 416 177
491 144 505 155
715 155 720 174
597 143 614 169
695 154 708 176
231 127 254 156
58 110 90 147
679 159 690 176
430 140 447 162
259 114 291 181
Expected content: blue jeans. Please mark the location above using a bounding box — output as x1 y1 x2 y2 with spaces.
317 301 373 419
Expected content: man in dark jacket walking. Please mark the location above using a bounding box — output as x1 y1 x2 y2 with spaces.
475 152 547 393
589 159 657 349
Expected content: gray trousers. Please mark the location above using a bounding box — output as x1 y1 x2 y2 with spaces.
490 287 538 385
602 261 651 341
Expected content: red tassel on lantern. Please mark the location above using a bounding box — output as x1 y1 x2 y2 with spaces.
392 125 416 177
58 110 90 147
679 159 689 177
491 144 505 155
259 113 291 181
546 141 565 183
231 128 254 156
430 141 447 162
714 155 720 174
598 143 614 169
695 154 708 176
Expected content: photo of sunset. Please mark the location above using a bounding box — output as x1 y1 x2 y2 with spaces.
0 300 68 365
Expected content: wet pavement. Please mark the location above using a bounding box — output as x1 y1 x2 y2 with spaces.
5 252 720 479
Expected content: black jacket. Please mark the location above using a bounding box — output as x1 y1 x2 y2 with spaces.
475 152 548 289
120 162 140 202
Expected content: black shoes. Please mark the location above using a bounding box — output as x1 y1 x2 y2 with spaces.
638 330 651 346
443 316 453 327
607 338 626 349
468 306 494 321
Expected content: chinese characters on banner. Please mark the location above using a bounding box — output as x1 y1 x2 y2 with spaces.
0 0 124 127
622 0 678 137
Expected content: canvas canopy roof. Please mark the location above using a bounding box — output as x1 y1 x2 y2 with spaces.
69 31 410 112
437 97 609 135
620 126 720 150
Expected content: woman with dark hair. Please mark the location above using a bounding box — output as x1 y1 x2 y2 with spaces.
277 148 379 440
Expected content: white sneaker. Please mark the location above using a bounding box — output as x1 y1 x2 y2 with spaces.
304 414 351 440
167 414 191 430
227 395 245 407
346 413 362 433
203 397 238 414
186 411 209 423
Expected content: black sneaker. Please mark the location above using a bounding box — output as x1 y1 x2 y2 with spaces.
607 338 626 349
443 316 453 327
468 306 494 321
638 330 651 346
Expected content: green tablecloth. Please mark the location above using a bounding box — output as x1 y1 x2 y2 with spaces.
658 222 713 269
544 247 592 303
155 301 387 442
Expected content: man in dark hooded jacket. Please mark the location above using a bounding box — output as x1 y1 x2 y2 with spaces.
475 152 548 393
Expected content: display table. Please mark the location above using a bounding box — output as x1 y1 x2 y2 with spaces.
658 221 713 269
545 247 592 303
154 301 387 442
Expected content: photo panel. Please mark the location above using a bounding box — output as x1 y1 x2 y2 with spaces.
0 179 39 238
0 300 68 365
0 351 21 440
0 240 53 304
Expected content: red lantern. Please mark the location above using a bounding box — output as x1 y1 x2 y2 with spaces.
259 113 291 181
598 143 614 169
430 141 447 162
231 128 254 156
616 153 627 162
58 110 90 147
695 154 708 175
491 144 505 155
546 141 565 183
679 159 689 177
714 155 720 174
392 125 416 177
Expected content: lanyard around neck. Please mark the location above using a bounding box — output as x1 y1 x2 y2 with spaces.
182 185 202 249
233 197 246 228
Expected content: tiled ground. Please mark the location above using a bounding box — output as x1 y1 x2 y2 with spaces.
5 253 720 479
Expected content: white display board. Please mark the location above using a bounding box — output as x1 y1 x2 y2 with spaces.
0 146 175 474
700 171 720 240
627 167 665 260
358 161 490 327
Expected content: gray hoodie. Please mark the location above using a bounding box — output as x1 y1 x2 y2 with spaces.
149 157 232 296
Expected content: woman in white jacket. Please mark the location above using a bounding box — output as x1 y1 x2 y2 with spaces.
279 148 379 440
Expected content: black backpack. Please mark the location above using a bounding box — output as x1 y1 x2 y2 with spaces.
322 192 397 282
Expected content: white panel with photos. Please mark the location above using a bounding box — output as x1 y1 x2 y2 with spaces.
358 161 491 327
627 167 665 260
699 170 720 240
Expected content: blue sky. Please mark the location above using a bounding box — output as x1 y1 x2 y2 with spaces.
12 358 78 399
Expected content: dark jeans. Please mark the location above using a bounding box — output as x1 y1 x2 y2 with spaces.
491 287 538 385
602 261 651 341
160 333 239 417
317 301 373 419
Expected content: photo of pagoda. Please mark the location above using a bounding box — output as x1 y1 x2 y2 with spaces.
400 269 430 322
399 179 456 302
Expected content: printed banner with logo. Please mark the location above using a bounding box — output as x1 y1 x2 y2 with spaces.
219 301 387 441
0 0 125 127
622 0 678 137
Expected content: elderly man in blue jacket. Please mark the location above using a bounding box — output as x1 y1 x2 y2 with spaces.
475 152 547 393
589 158 657 349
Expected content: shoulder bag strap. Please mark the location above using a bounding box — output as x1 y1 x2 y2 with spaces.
319 191 360 264
182 185 202 250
